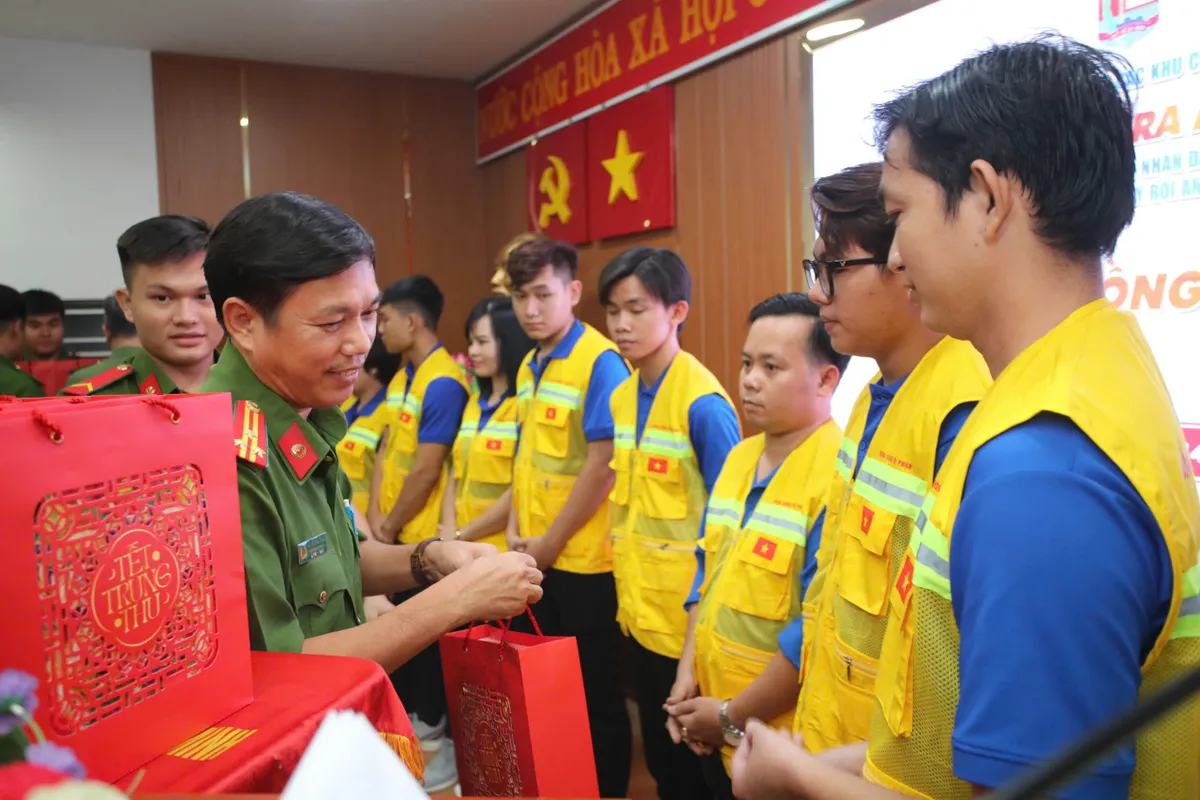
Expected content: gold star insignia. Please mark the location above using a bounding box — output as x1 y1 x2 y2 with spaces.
602 129 644 204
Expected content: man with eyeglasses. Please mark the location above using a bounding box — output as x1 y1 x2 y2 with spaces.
688 162 990 766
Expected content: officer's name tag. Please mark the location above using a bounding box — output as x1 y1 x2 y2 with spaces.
297 533 329 565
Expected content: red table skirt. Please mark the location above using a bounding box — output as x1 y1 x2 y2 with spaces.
119 651 423 794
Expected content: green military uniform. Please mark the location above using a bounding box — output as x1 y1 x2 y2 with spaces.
65 345 143 385
0 354 45 397
201 343 365 653
60 348 184 397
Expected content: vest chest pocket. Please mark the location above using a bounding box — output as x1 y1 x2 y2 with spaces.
610 447 632 505
719 533 796 621
636 453 687 520
837 491 899 617
293 544 354 637
635 539 697 633
533 401 570 459
470 436 515 484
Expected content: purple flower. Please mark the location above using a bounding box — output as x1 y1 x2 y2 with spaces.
25 742 86 780
0 669 39 735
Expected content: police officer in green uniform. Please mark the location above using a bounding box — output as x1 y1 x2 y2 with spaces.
200 191 543 669
0 285 45 397
66 294 142 384
61 215 224 397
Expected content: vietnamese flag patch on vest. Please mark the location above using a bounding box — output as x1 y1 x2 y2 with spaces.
486 439 503 451
544 406 558 421
752 536 777 561
647 456 668 474
344 441 357 452
895 553 915 604
398 411 413 424
861 506 875 534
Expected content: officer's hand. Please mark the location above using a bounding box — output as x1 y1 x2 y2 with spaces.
730 719 810 800
452 551 544 622
425 540 498 581
516 535 563 571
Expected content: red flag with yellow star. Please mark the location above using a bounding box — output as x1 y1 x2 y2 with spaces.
527 124 589 244
586 85 675 241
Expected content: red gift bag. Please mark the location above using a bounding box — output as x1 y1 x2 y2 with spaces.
440 613 599 798
0 394 253 782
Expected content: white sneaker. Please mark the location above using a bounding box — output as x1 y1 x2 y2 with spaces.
421 736 459 792
410 713 447 742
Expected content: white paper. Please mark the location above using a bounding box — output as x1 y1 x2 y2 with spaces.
281 709 429 800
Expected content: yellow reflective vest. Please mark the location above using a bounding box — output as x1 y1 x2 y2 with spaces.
609 351 736 660
378 346 468 545
694 421 841 771
865 300 1200 800
513 323 621 574
336 391 390 513
796 337 989 751
452 392 518 551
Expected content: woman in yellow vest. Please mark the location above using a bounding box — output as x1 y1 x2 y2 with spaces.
667 293 848 800
442 296 534 548
337 337 402 520
731 38 1199 800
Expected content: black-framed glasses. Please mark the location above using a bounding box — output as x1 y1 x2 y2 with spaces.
802 257 883 300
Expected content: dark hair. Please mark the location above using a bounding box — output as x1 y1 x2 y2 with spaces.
22 289 65 319
204 192 376 326
465 295 535 398
117 215 210 286
380 275 444 331
0 284 25 328
874 35 1135 260
598 247 692 307
363 336 402 386
103 294 136 339
506 238 578 290
749 292 850 375
812 163 893 262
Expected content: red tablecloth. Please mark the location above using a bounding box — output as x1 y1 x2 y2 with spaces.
118 651 423 794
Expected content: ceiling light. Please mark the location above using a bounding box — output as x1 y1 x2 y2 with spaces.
806 18 865 42
239 117 249 127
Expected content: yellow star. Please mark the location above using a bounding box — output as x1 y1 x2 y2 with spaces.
602 129 644 204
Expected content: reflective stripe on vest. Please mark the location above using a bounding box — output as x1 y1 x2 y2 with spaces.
834 437 855 482
1173 561 1200 640
705 497 743 529
744 502 809 547
854 457 927 519
536 380 583 410
345 425 382 450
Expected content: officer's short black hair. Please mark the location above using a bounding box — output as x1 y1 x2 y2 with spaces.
102 294 136 339
363 336 402 386
0 284 25 329
117 215 211 287
598 247 692 308
874 35 1135 261
749 292 850 375
22 289 65 320
204 192 375 326
380 275 444 331
506 238 578 291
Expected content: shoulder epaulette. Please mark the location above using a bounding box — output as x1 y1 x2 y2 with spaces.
233 400 269 468
61 363 134 396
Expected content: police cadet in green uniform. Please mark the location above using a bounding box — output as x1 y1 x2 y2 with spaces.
66 294 142 384
61 215 224 397
200 191 543 669
0 285 45 397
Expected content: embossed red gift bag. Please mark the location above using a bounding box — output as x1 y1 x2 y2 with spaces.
440 614 599 798
0 393 253 782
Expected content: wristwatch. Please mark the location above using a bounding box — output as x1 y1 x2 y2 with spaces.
411 537 439 587
719 699 744 747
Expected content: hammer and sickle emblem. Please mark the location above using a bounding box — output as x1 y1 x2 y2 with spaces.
538 155 572 228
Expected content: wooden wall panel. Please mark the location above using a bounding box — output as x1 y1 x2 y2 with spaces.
152 54 244 227
481 151 529 275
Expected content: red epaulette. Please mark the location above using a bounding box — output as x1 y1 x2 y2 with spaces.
233 400 269 468
61 364 135 396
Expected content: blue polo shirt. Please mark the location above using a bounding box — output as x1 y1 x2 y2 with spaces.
475 388 513 431
950 412 1170 798
344 386 386 427
636 356 742 494
527 319 630 441
403 343 468 446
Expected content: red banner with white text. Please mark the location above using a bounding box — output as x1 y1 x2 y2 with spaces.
476 0 830 162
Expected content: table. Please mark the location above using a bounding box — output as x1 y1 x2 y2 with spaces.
119 652 422 794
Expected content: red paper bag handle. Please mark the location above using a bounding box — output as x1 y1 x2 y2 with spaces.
31 397 183 445
461 606 543 654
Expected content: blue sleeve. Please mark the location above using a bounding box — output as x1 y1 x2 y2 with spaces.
581 350 631 441
418 377 468 445
777 508 825 668
935 401 976 474
688 394 742 494
684 500 709 609
950 414 1171 799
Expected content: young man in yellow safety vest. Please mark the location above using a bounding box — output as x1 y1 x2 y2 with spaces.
670 162 990 777
667 293 848 800
368 274 469 793
505 238 634 798
600 247 742 800
731 36 1200 800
